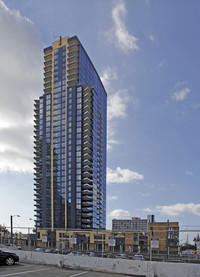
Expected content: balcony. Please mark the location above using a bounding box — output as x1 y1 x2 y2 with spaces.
44 48 52 56
82 153 93 160
83 111 92 119
67 67 78 75
44 60 52 67
82 159 93 167
83 123 92 131
44 70 52 78
44 87 52 93
67 71 79 80
67 55 78 64
67 78 78 86
83 117 92 126
43 76 52 83
82 189 93 195
83 87 92 96
34 113 39 120
83 128 93 138
82 218 92 224
68 60 79 69
82 177 92 184
82 183 93 190
33 156 40 162
83 92 92 102
44 64 52 72
83 104 92 114
82 207 92 212
34 182 41 188
82 213 93 218
68 50 79 59
83 171 93 179
34 198 41 204
82 165 93 172
83 99 92 107
82 195 93 201
81 224 92 229
83 135 92 143
82 201 93 207
44 53 52 61
67 43 79 52
44 81 52 88
34 192 40 197
82 147 92 155
83 140 92 149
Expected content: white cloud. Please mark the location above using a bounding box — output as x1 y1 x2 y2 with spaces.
106 88 130 150
144 203 200 217
0 1 43 172
172 87 191 101
107 139 120 151
107 196 118 201
185 171 193 175
107 89 129 121
157 60 165 68
107 167 144 183
142 193 151 197
108 209 131 218
106 0 139 53
100 66 117 91
149 34 155 42
143 208 153 213
157 203 200 216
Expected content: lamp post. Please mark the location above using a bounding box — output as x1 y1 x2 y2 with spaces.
29 218 37 248
10 215 20 245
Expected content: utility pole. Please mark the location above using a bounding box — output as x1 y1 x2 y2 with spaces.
10 215 20 245
166 220 169 261
10 216 13 245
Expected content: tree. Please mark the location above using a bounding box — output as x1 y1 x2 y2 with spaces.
0 225 9 234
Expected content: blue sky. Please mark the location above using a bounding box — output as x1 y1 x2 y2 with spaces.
0 0 200 230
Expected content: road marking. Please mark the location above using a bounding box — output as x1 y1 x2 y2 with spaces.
0 268 51 277
69 271 88 277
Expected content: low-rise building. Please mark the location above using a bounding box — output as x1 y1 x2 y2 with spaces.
148 221 179 254
112 215 155 232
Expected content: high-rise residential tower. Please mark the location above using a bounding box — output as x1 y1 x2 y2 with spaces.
34 36 107 230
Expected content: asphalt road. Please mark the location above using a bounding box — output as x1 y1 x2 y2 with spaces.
0 263 138 277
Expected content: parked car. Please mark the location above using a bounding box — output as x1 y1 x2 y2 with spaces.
0 249 19 265
45 249 55 253
6 244 22 250
62 249 71 255
83 252 95 257
53 248 62 254
116 254 126 259
35 248 46 252
68 251 82 256
105 253 115 258
133 254 144 261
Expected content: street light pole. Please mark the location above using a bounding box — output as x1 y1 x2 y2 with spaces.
29 218 37 248
10 215 20 245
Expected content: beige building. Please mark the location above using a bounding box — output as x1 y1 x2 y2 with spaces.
148 221 179 253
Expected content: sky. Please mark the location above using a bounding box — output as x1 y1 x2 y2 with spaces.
0 0 200 231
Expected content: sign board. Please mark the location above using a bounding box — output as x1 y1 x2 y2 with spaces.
108 239 116 247
151 238 159 249
42 234 47 243
196 241 200 250
71 236 77 245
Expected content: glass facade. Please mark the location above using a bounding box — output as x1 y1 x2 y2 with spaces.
34 36 106 230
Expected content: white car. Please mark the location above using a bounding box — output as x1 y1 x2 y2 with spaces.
133 254 144 261
6 244 22 250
